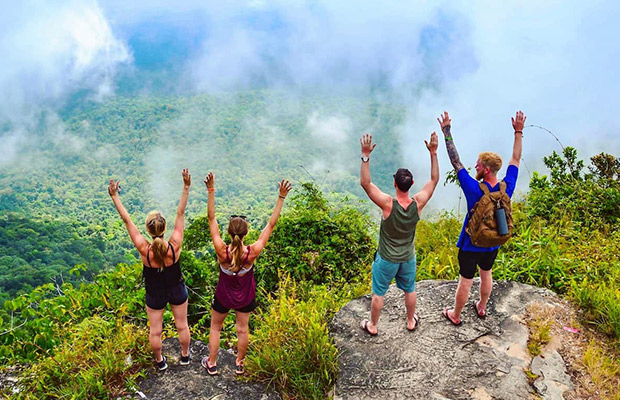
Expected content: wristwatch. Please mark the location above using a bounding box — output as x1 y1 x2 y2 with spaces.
361 156 369 163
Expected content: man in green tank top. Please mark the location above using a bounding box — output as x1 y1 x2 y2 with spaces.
358 132 439 336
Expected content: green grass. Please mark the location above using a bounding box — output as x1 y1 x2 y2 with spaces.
17 316 150 399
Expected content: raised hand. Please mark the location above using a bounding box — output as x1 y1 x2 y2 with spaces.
278 179 292 198
108 179 120 197
437 111 451 134
204 172 215 190
511 110 526 132
182 168 191 187
360 133 377 157
425 131 439 152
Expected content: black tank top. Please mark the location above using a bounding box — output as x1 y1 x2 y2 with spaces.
142 243 184 293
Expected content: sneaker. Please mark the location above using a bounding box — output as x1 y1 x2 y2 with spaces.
180 354 190 365
155 356 168 371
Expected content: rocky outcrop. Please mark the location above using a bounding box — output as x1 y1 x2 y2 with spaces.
328 279 574 400
128 339 281 400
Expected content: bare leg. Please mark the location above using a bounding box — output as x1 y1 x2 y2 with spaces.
365 294 383 334
450 276 473 321
478 269 493 314
146 306 165 362
404 291 417 329
208 309 228 365
170 300 190 357
235 311 251 363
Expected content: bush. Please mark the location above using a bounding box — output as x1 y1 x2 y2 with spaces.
17 316 150 399
256 182 376 294
246 275 366 400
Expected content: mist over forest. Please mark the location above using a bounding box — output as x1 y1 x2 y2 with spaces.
2 0 620 299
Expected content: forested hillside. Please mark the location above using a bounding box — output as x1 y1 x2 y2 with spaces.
0 91 405 299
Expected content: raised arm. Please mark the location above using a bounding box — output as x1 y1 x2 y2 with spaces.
509 110 526 167
359 133 392 212
438 111 464 172
108 179 149 255
413 132 439 214
204 172 226 254
250 180 292 257
168 168 191 249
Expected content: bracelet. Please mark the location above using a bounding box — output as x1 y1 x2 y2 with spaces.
514 130 523 136
444 137 453 141
279 195 286 199
208 188 215 192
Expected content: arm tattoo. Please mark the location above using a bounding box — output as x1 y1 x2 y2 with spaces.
442 126 464 171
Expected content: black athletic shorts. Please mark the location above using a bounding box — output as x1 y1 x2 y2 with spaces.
145 282 188 310
458 249 499 279
212 295 257 314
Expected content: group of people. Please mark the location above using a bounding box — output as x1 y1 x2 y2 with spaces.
108 169 291 375
107 109 525 376
359 110 525 335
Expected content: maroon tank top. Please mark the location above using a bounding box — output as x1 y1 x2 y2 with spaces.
215 246 256 309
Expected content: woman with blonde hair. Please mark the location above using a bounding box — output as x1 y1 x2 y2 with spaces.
108 169 192 371
201 172 291 376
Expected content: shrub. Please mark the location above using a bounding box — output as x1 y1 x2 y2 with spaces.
246 275 365 400
256 182 376 294
17 316 150 399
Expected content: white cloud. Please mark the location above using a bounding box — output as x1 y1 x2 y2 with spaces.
0 0 131 168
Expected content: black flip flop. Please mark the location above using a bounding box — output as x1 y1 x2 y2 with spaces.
407 314 420 332
442 307 463 326
473 301 486 319
360 319 378 336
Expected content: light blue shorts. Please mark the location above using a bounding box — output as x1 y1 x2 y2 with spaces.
371 252 417 296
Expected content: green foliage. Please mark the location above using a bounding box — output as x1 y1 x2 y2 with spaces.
247 275 366 400
572 279 620 339
0 263 145 363
256 182 375 294
0 212 128 299
415 211 461 280
18 316 150 399
526 147 620 229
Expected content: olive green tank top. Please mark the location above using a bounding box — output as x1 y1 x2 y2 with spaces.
378 198 420 263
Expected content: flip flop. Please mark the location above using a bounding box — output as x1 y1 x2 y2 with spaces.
235 358 245 376
473 301 486 319
442 307 462 326
360 319 378 336
407 314 420 332
201 356 218 376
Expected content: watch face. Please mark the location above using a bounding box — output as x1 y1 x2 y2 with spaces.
361 156 369 162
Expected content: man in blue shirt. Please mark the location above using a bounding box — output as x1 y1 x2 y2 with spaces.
439 111 526 325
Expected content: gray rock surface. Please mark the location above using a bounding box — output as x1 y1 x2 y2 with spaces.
329 279 574 400
531 351 574 399
128 338 281 400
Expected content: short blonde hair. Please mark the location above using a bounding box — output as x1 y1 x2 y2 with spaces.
478 152 502 174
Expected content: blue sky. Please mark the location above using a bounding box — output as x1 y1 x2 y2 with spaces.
1 0 619 207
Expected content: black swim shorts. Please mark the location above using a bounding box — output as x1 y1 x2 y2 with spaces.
458 249 499 279
212 296 257 314
145 282 188 310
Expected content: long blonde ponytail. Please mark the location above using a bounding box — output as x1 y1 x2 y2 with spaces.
146 211 167 270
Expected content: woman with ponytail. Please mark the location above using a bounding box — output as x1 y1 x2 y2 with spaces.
108 169 192 371
201 172 292 376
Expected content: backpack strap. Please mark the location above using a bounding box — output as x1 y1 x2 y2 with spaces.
478 182 490 194
499 181 507 193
